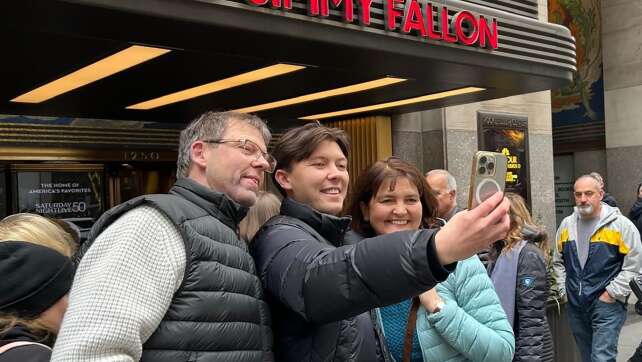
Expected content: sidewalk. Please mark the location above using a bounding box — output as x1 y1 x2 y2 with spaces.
618 296 641 362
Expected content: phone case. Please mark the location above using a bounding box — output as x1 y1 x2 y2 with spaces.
467 151 507 209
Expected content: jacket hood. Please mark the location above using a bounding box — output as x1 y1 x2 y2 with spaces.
521 224 547 244
630 198 642 220
573 202 620 228
602 193 618 208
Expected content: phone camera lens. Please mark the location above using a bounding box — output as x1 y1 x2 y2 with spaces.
479 156 487 164
478 166 486 174
487 162 495 171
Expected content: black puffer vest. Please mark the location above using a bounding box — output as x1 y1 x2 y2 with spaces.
78 178 273 361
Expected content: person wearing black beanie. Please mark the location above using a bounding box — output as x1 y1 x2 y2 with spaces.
0 241 74 362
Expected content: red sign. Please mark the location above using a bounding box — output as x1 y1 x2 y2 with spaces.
246 0 499 49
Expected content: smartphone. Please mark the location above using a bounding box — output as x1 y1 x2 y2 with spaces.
467 151 507 209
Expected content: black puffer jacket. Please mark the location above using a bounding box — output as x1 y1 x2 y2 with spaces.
251 198 453 362
488 226 553 362
0 325 52 362
514 229 553 362
629 198 642 237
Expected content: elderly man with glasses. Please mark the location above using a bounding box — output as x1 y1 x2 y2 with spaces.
53 111 275 362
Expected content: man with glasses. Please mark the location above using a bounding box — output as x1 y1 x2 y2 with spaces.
53 112 275 361
553 174 642 362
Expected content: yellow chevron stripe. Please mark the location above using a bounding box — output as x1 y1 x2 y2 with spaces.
557 228 569 252
591 228 630 254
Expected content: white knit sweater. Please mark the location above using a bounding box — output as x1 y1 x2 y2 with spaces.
51 206 186 362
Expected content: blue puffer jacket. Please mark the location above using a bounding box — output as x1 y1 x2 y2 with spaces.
416 256 515 362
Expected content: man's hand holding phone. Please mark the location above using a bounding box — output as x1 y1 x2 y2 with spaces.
434 192 510 265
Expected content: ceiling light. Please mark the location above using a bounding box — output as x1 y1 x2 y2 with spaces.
11 45 171 103
232 77 406 113
299 87 486 120
127 64 305 110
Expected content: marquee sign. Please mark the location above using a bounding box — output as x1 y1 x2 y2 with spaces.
246 0 499 49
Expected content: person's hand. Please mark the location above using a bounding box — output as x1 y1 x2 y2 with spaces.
419 288 443 313
599 290 616 303
433 192 510 265
559 292 568 304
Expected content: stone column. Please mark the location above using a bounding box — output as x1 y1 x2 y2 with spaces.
391 109 445 172
392 90 556 234
602 0 642 213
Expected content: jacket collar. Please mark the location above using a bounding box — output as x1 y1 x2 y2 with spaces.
571 202 621 237
280 197 351 244
170 178 249 230
0 324 52 347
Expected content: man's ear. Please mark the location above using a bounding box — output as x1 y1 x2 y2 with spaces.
274 169 293 192
360 202 370 222
190 141 208 169
449 189 457 200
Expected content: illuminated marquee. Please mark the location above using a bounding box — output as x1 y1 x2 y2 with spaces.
478 112 529 204
246 0 499 49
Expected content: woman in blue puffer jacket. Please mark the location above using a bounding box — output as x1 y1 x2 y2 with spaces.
347 157 515 362
415 254 515 362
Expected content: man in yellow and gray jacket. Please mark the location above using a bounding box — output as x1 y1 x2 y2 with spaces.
553 174 642 362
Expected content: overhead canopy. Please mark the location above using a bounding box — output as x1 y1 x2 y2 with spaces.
1 0 575 129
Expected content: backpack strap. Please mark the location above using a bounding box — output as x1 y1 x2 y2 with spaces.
0 341 51 354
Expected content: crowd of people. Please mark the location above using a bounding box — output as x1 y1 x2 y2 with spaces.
0 110 641 362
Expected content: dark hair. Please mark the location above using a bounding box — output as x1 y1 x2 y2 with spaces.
638 183 642 195
347 157 438 237
272 123 350 196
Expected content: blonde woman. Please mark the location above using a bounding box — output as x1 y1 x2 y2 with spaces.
488 193 553 362
239 191 281 243
0 214 76 361
0 213 76 257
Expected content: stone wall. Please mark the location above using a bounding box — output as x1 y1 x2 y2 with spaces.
602 0 642 214
392 90 556 235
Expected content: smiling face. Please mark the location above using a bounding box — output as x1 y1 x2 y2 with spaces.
275 140 349 215
200 119 270 207
361 177 423 235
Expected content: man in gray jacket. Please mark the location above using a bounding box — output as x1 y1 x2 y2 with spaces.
553 174 642 362
53 111 275 361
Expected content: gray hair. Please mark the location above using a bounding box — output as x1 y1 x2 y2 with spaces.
176 111 271 178
576 174 602 190
426 169 457 191
589 172 605 189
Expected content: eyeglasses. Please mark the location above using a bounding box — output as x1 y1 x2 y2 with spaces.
203 138 277 173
